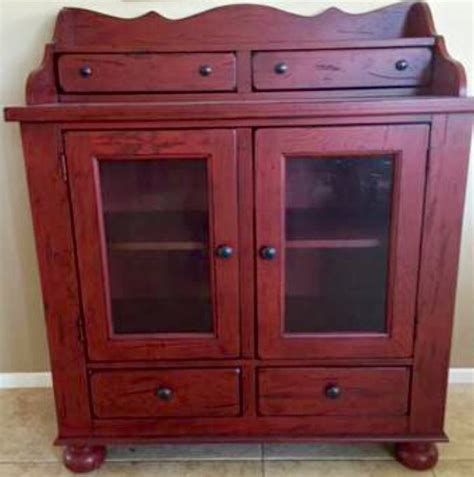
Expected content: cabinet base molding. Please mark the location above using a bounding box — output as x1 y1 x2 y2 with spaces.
394 442 438 471
55 434 448 446
63 445 107 473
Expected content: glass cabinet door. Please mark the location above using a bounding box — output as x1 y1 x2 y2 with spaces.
100 158 212 335
285 155 392 334
256 125 429 359
65 130 239 361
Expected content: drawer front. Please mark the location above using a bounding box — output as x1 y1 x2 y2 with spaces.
58 53 236 93
91 368 241 418
258 367 410 416
253 48 432 90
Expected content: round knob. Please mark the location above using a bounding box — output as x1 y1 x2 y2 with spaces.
395 59 409 71
79 65 92 78
259 246 277 260
199 65 213 77
324 384 341 400
156 387 173 402
216 244 233 259
274 63 288 75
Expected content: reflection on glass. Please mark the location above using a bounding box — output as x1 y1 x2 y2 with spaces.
99 159 212 334
285 156 394 333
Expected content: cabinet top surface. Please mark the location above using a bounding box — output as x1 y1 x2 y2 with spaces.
4 1 474 118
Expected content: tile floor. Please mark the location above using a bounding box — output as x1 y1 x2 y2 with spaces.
0 385 472 476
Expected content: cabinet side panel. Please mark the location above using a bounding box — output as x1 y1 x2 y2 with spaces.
20 123 91 436
411 114 472 433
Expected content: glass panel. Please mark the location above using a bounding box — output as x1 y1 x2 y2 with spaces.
99 159 212 334
285 156 394 333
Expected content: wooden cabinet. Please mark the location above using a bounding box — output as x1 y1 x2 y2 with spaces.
4 2 473 473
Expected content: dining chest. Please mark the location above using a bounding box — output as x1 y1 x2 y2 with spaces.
4 1 473 472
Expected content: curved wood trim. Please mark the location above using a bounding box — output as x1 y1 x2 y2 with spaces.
404 1 436 36
52 2 428 49
406 2 467 96
26 44 57 105
432 37 468 96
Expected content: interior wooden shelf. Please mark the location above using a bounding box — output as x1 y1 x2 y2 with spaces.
286 209 388 247
111 298 212 334
286 238 381 249
109 241 206 252
104 210 208 243
285 296 386 334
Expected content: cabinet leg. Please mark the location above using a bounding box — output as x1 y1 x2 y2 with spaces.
63 445 106 473
394 442 438 471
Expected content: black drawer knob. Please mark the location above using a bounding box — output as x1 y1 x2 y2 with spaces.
260 246 277 260
79 65 92 78
216 244 233 259
156 387 173 402
199 65 213 76
395 59 409 71
324 384 342 400
274 63 288 75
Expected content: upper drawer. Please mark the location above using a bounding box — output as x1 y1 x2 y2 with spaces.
90 368 241 418
258 367 410 416
58 53 237 93
253 48 432 90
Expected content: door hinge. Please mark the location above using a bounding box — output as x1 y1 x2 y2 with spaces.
59 153 68 182
77 316 85 343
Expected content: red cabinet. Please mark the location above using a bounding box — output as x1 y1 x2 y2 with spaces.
4 2 473 473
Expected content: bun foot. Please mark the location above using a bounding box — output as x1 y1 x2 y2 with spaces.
395 442 438 471
63 445 106 473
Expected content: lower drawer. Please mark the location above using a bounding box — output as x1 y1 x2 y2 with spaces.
258 367 410 416
90 368 241 418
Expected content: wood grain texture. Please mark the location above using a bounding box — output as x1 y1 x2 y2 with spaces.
253 48 432 91
410 114 473 434
89 415 408 438
90 368 241 418
258 367 410 416
6 97 474 122
58 53 236 93
19 124 91 436
52 3 427 51
8 1 466 107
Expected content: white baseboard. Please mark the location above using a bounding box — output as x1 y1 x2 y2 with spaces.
0 368 472 389
0 372 52 388
449 367 474 384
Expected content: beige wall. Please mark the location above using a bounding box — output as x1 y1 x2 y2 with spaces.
0 0 472 372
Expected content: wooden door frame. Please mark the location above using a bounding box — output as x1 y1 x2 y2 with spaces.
65 129 240 361
256 124 429 359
